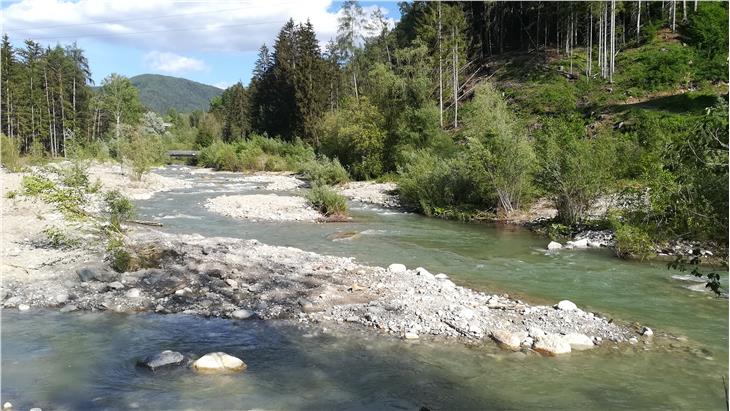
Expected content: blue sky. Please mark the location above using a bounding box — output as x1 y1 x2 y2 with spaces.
2 0 402 89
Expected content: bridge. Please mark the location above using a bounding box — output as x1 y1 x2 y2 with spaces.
167 150 199 159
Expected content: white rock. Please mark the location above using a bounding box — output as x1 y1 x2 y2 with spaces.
533 334 572 355
192 352 246 373
125 288 141 298
415 267 435 280
3 402 12 409
55 293 69 304
556 300 578 311
520 336 534 347
225 279 238 288
642 327 654 337
434 273 449 280
388 263 407 274
491 330 528 351
547 241 563 250
563 333 595 350
29 408 42 411
108 281 125 290
567 238 589 249
404 331 419 340
528 327 546 338
17 304 30 311
230 309 254 320
458 308 475 320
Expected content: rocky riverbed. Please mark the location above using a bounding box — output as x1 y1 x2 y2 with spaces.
1 163 654 356
205 194 323 222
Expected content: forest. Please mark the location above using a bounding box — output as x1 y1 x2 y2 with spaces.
1 0 728 258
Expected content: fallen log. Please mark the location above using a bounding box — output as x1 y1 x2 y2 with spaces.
127 219 163 227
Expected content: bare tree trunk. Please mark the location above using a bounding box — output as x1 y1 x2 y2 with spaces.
588 12 593 77
58 71 66 157
694 0 698 12
452 26 458 129
72 76 76 130
43 67 54 157
598 9 603 78
672 0 676 32
438 1 443 128
637 0 641 42
608 0 616 83
683 0 687 22
352 71 359 103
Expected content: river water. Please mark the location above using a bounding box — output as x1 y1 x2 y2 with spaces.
3 166 727 410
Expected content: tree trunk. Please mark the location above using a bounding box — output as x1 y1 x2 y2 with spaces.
683 0 687 22
43 67 54 156
588 12 593 77
58 71 66 157
672 0 676 32
694 0 698 12
637 0 641 43
608 0 616 83
452 26 458 129
352 71 359 103
438 1 443 128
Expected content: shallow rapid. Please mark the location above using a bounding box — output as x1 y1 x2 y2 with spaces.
3 165 727 410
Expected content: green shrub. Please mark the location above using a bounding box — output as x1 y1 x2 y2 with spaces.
5 190 17 199
22 174 55 196
105 189 134 230
398 150 488 216
1 134 22 172
42 226 80 248
60 161 90 190
306 184 349 217
534 115 616 225
299 157 349 186
120 133 165 181
613 222 655 260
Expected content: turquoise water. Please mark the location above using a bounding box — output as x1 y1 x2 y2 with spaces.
2 166 727 410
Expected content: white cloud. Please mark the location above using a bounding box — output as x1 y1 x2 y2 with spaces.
212 81 232 90
143 51 207 73
0 0 350 52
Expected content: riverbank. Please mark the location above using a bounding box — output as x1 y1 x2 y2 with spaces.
1 163 647 355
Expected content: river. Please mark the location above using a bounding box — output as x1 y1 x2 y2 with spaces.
2 165 727 410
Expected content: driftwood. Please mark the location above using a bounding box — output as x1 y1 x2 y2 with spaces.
127 219 163 227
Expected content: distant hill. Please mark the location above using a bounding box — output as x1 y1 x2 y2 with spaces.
130 74 223 113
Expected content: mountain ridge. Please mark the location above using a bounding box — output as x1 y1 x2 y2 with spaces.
130 73 223 113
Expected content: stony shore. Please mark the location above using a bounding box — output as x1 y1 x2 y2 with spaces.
1 163 649 356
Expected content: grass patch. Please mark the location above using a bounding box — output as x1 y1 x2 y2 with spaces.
306 184 349 218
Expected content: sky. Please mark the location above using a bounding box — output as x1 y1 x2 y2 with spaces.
1 0 402 89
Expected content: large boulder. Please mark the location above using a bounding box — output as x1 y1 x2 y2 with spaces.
388 263 407 274
556 300 578 311
192 352 246 373
491 330 528 351
533 334 572 355
138 350 186 371
547 241 563 250
77 266 118 282
566 238 589 249
563 333 595 350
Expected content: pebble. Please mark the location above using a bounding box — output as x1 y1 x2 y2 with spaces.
642 327 654 337
125 288 141 298
230 309 254 320
225 279 238 288
2 402 11 410
108 281 125 290
55 292 69 304
17 304 29 311
138 350 186 371
434 273 449 280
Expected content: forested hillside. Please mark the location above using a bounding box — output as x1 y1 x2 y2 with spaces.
130 74 223 113
1 0 727 257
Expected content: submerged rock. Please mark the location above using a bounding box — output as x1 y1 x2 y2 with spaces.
642 327 654 337
138 350 186 371
192 352 246 373
533 334 572 355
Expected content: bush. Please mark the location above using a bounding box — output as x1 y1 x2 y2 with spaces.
306 184 349 217
685 2 728 81
298 157 349 186
534 115 615 225
398 150 488 216
1 134 22 172
22 174 55 196
105 189 134 231
120 132 165 181
613 221 654 260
